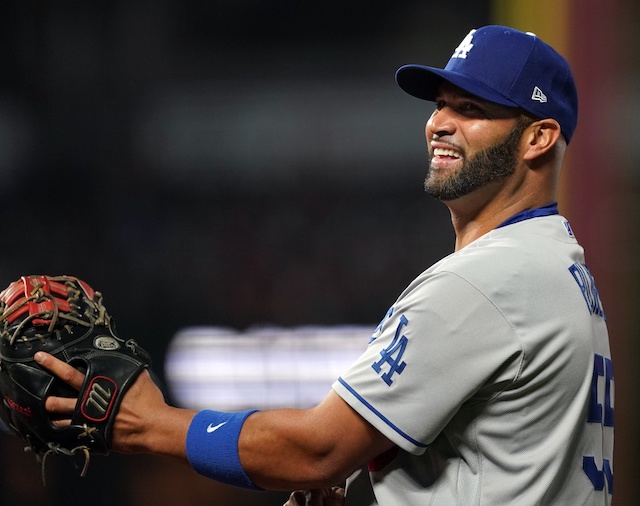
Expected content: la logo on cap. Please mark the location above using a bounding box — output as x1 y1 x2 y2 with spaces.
451 30 476 59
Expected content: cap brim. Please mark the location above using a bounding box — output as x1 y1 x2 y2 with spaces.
395 64 520 110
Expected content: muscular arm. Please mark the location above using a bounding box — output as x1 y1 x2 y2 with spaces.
240 390 393 490
36 351 394 491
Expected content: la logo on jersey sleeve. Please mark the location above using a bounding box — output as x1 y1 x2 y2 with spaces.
371 310 409 386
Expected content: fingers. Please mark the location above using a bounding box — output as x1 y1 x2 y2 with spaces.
283 488 345 506
34 351 85 390
45 395 77 416
327 487 345 506
34 352 83 427
283 491 306 506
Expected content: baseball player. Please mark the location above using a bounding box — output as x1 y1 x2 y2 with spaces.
37 26 613 505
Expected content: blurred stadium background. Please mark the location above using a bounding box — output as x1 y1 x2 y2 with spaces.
0 1 637 504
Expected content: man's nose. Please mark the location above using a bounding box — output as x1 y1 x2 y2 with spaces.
426 108 456 139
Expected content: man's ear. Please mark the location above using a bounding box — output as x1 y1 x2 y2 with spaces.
521 119 563 161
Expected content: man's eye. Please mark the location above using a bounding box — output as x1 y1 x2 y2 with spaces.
461 102 480 112
458 102 488 117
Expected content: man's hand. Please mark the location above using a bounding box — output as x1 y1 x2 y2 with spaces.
35 351 195 457
36 353 393 491
35 351 84 427
284 487 345 506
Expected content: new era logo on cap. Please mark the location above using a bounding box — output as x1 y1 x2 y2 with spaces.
532 86 548 103
395 25 578 143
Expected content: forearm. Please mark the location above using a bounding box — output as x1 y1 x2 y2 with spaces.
239 408 357 490
38 350 388 491
185 391 393 491
125 404 197 460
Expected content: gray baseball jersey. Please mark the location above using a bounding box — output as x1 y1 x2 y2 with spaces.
333 208 614 505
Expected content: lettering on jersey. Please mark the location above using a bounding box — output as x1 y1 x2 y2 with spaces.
568 263 605 319
371 314 408 386
583 353 614 494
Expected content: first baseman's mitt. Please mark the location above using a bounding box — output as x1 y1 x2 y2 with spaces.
0 275 151 479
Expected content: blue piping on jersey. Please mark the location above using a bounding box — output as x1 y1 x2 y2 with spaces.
337 377 427 449
497 202 559 228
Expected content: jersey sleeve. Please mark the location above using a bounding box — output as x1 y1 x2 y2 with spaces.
333 270 524 454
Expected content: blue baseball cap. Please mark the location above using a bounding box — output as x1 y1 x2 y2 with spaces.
396 25 578 143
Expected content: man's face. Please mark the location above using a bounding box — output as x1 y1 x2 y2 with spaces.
424 82 531 201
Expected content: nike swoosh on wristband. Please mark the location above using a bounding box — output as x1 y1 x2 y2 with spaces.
206 421 227 433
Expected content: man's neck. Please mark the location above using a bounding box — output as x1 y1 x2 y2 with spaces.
447 189 556 250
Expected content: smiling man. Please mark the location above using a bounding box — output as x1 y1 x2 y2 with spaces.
424 85 535 202
36 26 613 506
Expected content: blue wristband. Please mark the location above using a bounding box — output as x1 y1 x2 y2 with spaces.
186 409 262 490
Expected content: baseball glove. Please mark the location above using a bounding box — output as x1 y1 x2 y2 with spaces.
0 275 151 479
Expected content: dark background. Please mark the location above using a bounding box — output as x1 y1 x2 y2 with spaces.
0 0 490 371
0 1 637 505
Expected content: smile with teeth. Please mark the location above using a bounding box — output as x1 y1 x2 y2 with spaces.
433 147 462 159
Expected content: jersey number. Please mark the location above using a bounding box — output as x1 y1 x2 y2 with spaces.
371 314 408 386
583 457 613 494
583 353 614 494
